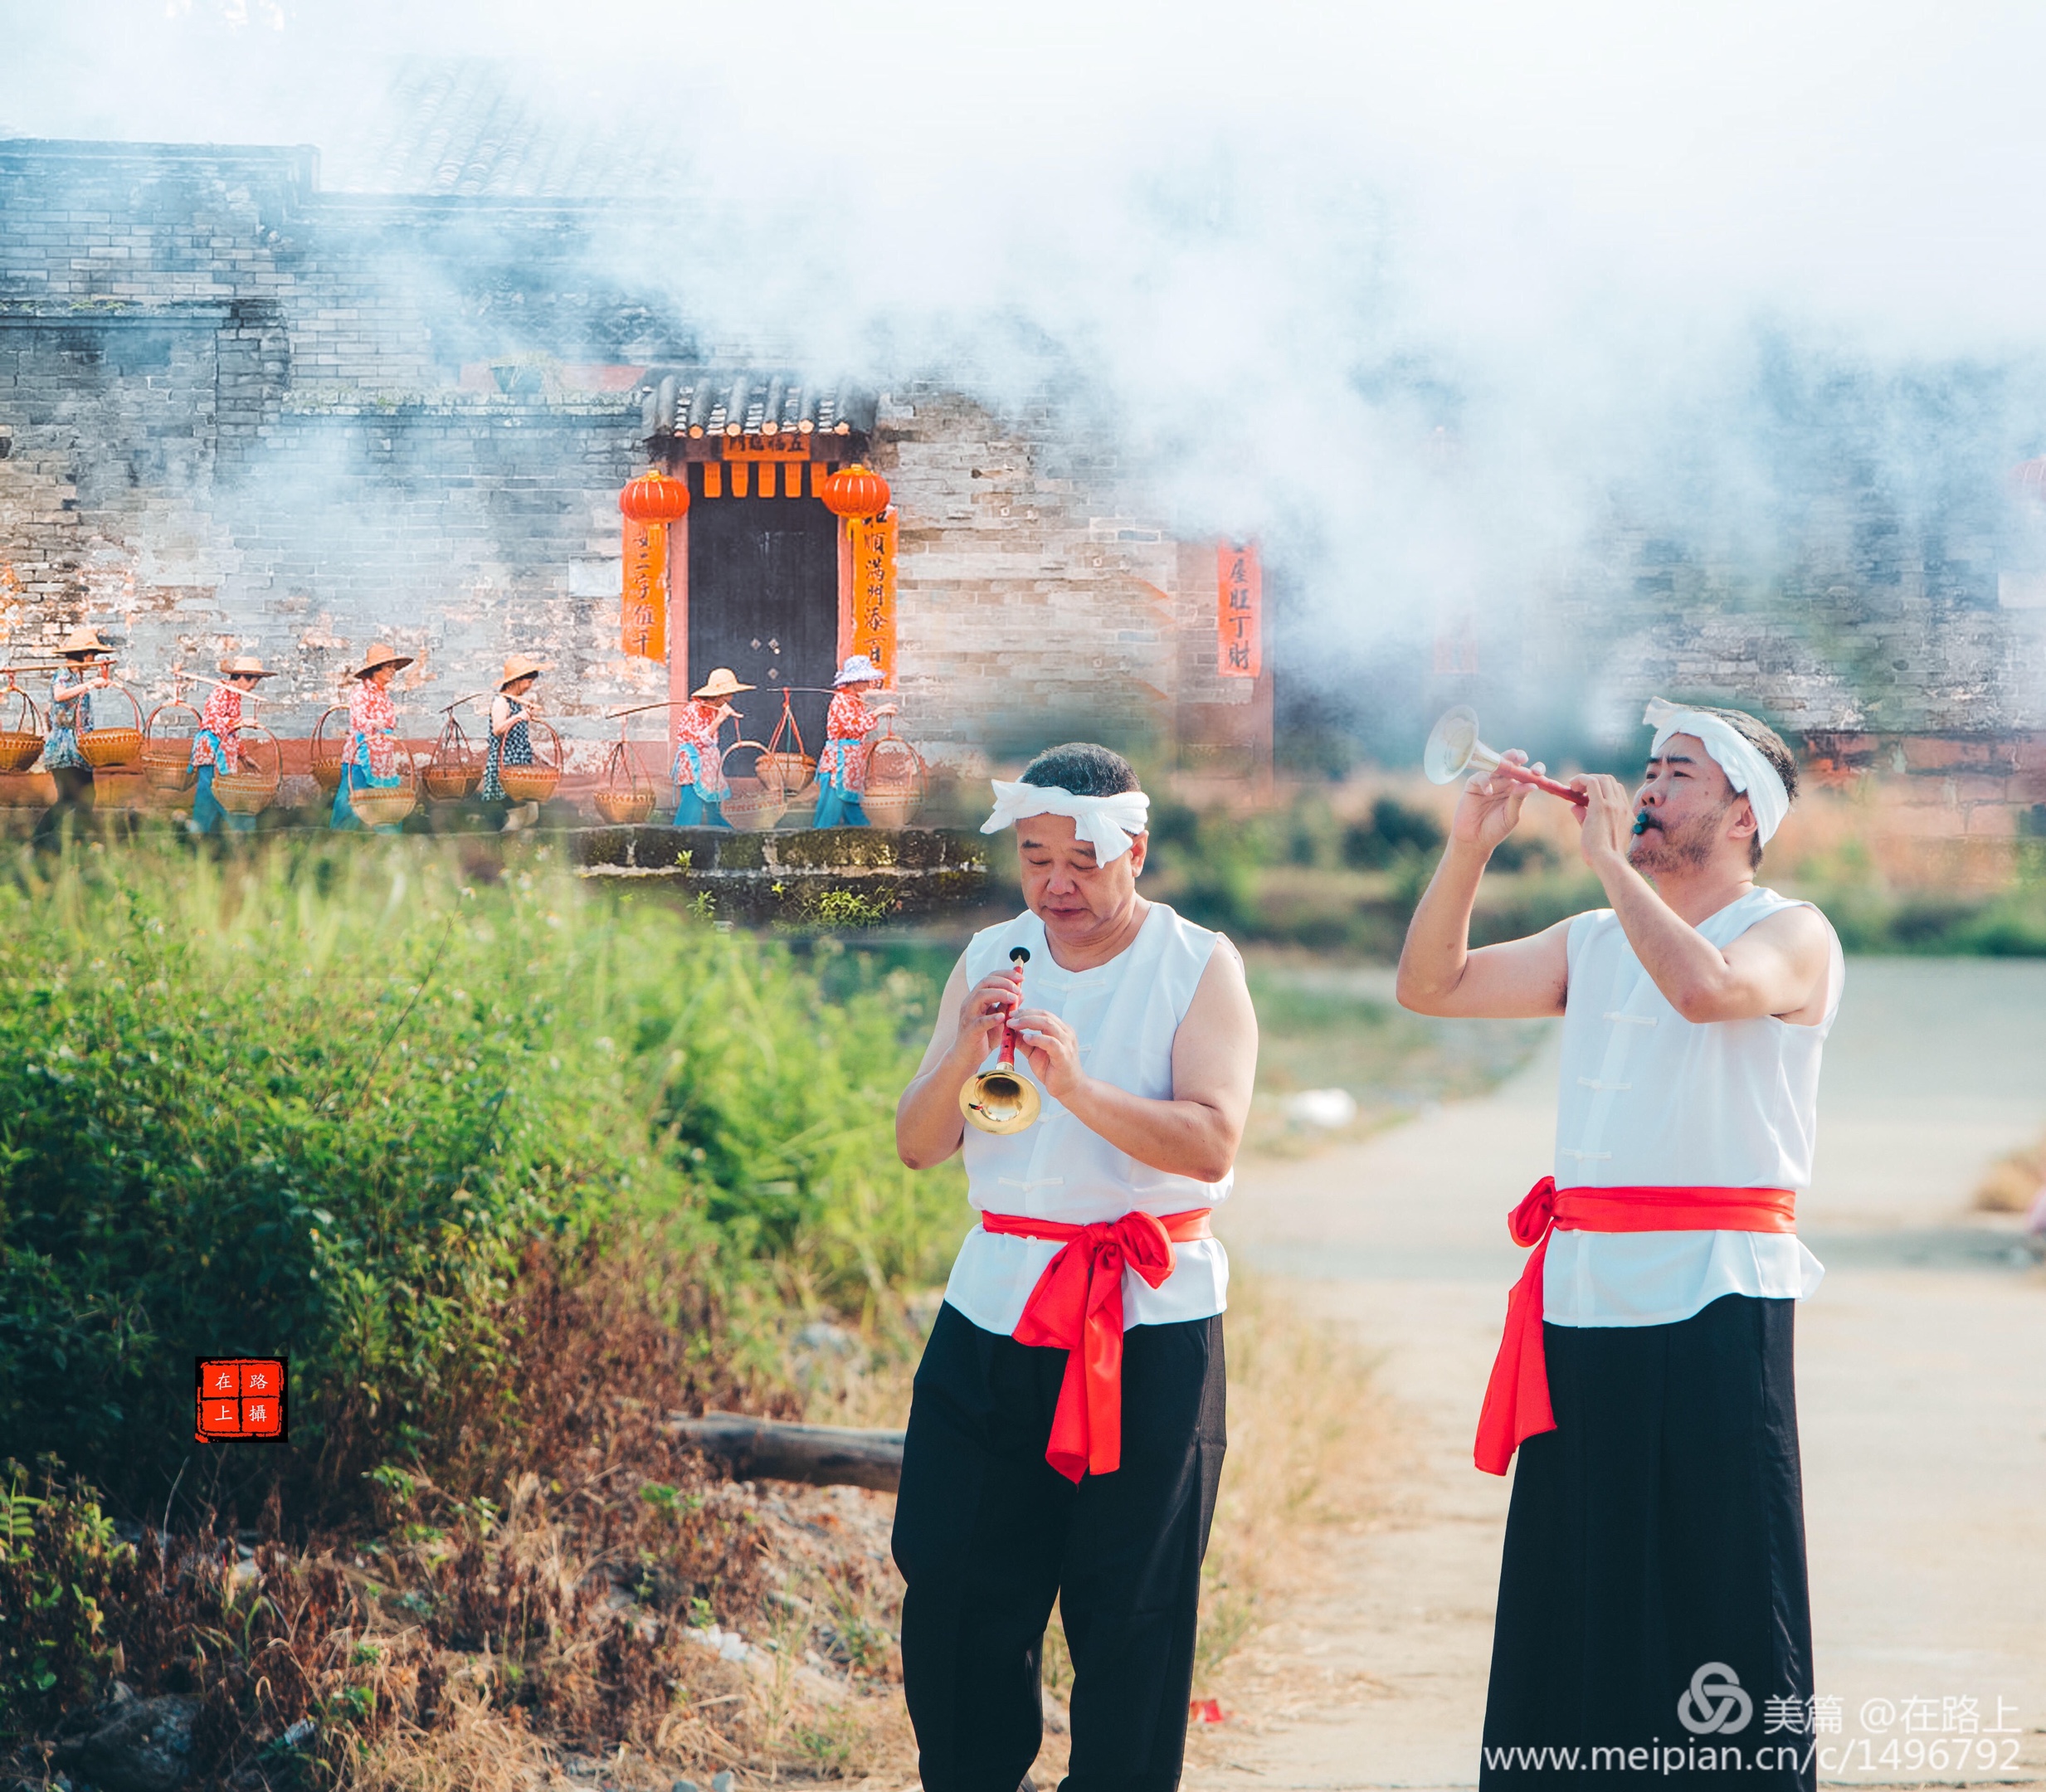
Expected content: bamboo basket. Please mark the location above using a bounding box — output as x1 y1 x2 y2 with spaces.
79 683 144 769
498 763 559 803
758 750 816 796
0 688 45 774
422 713 481 801
720 779 787 830
213 725 281 816
716 739 786 830
759 684 816 801
496 716 563 805
309 707 348 794
593 736 655 824
348 767 418 829
861 718 927 830
142 698 202 796
594 787 655 824
863 788 922 830
421 765 475 802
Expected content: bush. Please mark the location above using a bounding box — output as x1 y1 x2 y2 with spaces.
1339 797 1444 869
0 838 963 1518
0 1458 134 1730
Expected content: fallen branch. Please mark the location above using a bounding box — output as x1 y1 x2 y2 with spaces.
665 1412 905 1493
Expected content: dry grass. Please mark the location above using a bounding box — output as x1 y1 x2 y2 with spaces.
1194 1274 1398 1685
1974 1130 2046 1214
11 1258 1386 1792
341 1476 918 1792
352 1259 1399 1792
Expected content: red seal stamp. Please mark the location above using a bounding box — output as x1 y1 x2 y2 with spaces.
194 1358 289 1444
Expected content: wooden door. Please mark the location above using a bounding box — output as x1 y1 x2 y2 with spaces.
685 494 840 760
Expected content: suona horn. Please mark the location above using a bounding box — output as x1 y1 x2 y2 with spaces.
1424 705 1588 808
960 946 1042 1135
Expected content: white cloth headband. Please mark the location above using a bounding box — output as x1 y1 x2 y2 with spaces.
1642 699 1790 845
982 780 1152 864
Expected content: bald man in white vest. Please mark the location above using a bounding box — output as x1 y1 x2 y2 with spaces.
893 740 1259 1792
1399 700 1841 1791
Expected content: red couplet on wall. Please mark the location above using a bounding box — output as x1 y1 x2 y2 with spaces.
846 510 899 678
1216 543 1262 679
621 519 668 660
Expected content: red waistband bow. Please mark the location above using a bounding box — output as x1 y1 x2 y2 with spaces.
1473 1177 1796 1478
981 1207 1213 1482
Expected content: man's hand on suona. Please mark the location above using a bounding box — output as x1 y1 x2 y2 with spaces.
952 967 1023 1067
1449 749 1538 857
1571 773 1636 872
1011 1007 1085 1104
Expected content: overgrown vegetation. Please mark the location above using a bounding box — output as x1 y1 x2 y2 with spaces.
1142 786 2046 957
0 836 963 1530
0 835 966 1777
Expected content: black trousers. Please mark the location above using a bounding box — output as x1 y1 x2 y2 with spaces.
1481 1295 1815 1790
892 1303 1226 1792
33 766 94 845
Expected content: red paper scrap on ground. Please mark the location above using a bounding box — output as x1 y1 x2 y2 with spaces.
195 1357 289 1444
1189 1698 1226 1724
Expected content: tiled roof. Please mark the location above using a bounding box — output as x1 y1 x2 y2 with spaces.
334 58 692 199
640 370 876 441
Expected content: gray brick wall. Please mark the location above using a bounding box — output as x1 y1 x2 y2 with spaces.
0 139 1266 775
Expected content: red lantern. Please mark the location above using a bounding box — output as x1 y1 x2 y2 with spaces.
821 463 892 520
619 470 691 524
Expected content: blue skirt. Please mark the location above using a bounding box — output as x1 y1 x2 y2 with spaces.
673 786 731 828
811 763 869 829
191 762 253 835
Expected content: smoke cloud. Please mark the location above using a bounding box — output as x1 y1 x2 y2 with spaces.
7 0 2046 751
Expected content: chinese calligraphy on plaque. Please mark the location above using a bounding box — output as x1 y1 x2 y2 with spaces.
847 510 898 678
621 517 668 661
1216 543 1262 679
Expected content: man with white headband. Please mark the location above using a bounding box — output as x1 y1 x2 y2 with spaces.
892 740 1258 1792
1398 699 1842 1790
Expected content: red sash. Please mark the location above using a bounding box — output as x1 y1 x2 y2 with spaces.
979 1207 1215 1483
1474 1178 1797 1476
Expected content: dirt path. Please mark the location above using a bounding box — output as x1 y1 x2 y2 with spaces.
1190 958 2046 1790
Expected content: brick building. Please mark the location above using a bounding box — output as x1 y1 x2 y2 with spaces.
1411 451 2046 863
0 134 1272 797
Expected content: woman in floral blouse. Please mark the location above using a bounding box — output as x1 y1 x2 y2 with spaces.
812 654 893 829
672 667 751 827
329 642 412 831
190 655 276 835
36 624 114 845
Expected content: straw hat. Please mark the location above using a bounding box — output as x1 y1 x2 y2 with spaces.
353 643 414 679
221 655 277 680
691 667 754 700
499 654 544 691
57 625 113 658
832 653 884 688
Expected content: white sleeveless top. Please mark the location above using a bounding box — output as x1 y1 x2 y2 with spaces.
941 903 1232 1336
1544 886 1844 1327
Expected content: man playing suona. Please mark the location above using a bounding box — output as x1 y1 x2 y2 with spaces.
893 742 1259 1792
1398 700 1841 1790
